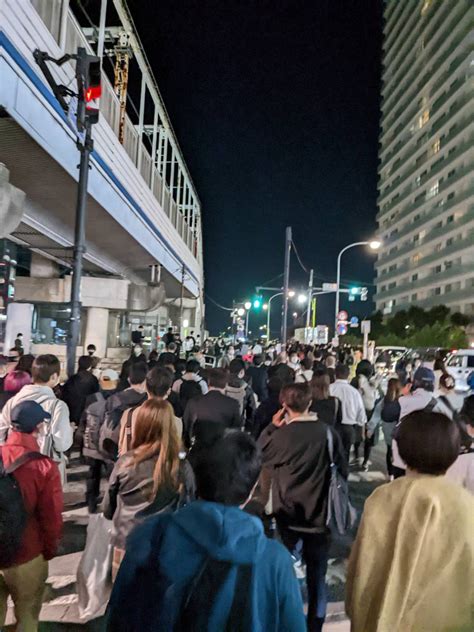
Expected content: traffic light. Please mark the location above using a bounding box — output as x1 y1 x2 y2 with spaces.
361 287 368 301
75 48 101 131
350 286 360 295
253 298 261 309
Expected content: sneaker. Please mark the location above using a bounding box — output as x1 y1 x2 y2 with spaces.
362 462 369 472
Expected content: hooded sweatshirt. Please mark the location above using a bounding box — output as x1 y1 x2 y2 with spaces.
0 384 73 484
107 500 306 632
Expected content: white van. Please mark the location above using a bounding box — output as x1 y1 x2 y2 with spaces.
446 349 474 392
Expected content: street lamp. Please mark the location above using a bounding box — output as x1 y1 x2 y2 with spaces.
297 294 307 304
288 290 295 298
244 301 252 310
334 239 382 341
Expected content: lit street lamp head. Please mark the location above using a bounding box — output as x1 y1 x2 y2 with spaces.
297 294 307 304
369 240 382 250
244 301 252 310
288 290 295 298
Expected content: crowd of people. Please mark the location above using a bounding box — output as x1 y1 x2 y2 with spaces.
0 336 473 631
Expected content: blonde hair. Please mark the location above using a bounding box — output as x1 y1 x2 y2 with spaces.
131 399 180 497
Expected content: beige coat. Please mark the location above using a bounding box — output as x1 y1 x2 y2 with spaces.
346 475 474 632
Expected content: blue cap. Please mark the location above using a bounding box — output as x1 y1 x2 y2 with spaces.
11 401 51 433
413 366 435 385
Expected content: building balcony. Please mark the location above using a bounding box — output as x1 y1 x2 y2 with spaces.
382 197 474 248
379 10 472 131
393 285 474 312
375 263 474 301
378 130 472 206
379 93 472 188
377 159 473 226
382 2 469 109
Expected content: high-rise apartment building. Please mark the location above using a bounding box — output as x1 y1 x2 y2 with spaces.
375 0 474 316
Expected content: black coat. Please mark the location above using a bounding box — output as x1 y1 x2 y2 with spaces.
61 370 99 423
254 394 281 438
259 417 348 533
183 390 241 449
246 365 268 402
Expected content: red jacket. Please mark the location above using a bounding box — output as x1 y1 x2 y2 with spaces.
0 431 63 566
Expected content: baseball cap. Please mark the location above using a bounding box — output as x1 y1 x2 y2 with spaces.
11 401 51 433
413 366 435 385
100 368 119 381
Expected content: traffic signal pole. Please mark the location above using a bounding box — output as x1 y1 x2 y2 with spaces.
34 47 101 376
66 124 93 377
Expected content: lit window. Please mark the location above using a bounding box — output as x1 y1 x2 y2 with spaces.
426 181 439 200
421 0 432 16
432 139 440 154
413 254 420 264
418 109 430 129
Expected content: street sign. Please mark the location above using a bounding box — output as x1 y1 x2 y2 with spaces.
322 282 338 292
361 320 371 334
337 310 348 321
337 322 348 335
350 316 359 328
315 325 329 344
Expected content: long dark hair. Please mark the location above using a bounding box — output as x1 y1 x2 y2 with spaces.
311 373 330 401
385 377 401 402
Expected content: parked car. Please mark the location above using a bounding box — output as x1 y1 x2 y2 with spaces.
446 349 474 392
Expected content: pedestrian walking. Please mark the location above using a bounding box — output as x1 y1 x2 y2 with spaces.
259 383 347 632
0 354 73 485
246 354 268 402
0 401 63 632
61 355 99 425
329 364 366 463
346 411 474 632
309 373 342 427
182 368 240 451
0 371 32 412
367 377 401 478
103 399 195 581
106 431 306 632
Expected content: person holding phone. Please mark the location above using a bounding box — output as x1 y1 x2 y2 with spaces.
258 383 348 632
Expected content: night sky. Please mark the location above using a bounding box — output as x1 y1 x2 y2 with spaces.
128 0 384 335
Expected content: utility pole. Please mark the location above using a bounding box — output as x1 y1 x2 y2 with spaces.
281 226 292 345
306 268 314 331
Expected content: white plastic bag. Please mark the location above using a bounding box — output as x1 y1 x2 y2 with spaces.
77 513 113 621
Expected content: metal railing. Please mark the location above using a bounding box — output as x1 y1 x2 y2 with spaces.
50 5 199 259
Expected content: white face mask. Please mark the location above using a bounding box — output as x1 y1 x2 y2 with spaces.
133 347 142 357
290 356 298 365
228 350 235 358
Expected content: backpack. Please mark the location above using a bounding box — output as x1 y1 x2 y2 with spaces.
83 393 106 457
99 395 146 460
0 451 46 568
179 379 203 411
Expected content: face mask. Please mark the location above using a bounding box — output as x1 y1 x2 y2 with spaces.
228 350 235 358
290 356 298 364
134 347 142 357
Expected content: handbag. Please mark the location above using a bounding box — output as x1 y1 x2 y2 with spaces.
326 427 356 535
77 513 114 621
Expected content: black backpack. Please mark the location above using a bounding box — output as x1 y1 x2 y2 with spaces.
179 379 203 410
0 451 46 568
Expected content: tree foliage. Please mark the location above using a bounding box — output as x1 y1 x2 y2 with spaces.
369 304 470 348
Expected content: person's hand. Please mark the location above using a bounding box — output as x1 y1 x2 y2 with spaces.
272 408 287 428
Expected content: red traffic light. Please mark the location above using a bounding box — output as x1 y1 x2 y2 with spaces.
85 85 101 102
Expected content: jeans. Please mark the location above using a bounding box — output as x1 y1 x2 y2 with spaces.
278 525 330 632
86 458 112 512
0 554 48 632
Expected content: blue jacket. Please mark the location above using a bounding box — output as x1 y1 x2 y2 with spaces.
107 500 306 632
